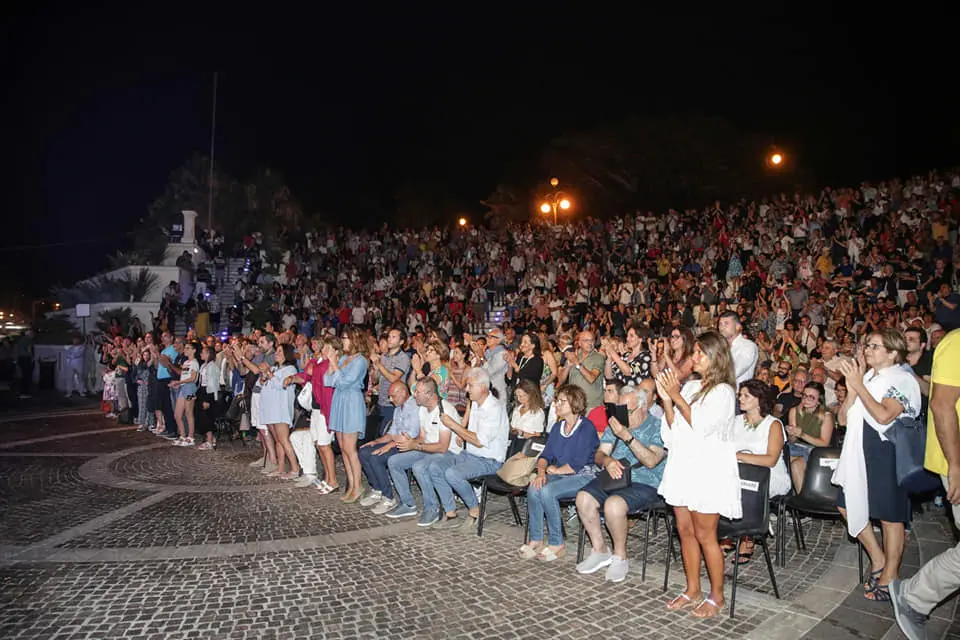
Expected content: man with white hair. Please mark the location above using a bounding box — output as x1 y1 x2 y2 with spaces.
428 367 510 530
575 384 666 583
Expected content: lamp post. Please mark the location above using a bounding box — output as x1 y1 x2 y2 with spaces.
539 178 572 225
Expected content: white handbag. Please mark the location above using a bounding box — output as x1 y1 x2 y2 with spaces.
297 382 314 411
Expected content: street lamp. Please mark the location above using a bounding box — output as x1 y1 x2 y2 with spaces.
770 153 783 166
539 180 573 225
458 217 467 227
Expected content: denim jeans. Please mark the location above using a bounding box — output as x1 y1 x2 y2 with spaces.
527 474 593 546
358 445 399 498
428 452 501 513
377 404 395 437
388 450 430 508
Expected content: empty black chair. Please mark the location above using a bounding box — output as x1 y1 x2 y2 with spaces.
476 436 547 537
784 446 864 581
718 463 780 619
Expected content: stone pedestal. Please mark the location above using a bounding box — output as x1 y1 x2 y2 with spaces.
181 210 199 244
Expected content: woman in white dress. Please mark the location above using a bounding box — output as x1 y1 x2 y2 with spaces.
656 330 740 619
726 378 790 563
259 343 301 480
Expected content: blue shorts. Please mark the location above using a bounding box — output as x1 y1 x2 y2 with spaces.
788 442 813 460
177 382 198 400
579 477 660 513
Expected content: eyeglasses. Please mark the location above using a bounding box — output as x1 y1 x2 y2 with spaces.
864 343 885 351
670 334 681 339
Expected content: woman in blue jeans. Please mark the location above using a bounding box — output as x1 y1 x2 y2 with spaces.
520 384 599 562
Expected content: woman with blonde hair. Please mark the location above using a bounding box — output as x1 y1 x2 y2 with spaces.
325 326 371 503
656 330 741 618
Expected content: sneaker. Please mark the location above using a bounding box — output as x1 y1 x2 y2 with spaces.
172 438 185 446
293 475 316 488
359 490 383 507
372 497 398 515
418 510 440 527
604 556 629 583
248 457 266 467
576 549 613 575
890 579 927 640
386 504 419 519
433 514 462 530
160 431 179 440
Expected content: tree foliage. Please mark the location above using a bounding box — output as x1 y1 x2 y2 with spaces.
50 268 159 309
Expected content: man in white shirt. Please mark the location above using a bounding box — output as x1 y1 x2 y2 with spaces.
385 378 462 526
718 311 757 385
427 368 509 530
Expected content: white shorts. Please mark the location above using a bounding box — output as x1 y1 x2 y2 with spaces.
251 393 266 430
310 410 334 446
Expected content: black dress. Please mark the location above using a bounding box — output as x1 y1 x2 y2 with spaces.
838 419 910 524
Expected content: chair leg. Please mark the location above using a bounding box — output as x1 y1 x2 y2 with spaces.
507 495 523 527
791 509 805 551
730 537 741 619
760 538 780 599
857 540 864 584
477 484 489 538
778 502 788 568
642 510 653 582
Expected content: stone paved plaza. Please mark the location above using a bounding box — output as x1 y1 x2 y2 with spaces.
0 407 957 639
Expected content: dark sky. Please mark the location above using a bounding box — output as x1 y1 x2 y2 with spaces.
2 6 955 306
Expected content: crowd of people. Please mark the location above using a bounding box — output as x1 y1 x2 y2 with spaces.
10 168 959 629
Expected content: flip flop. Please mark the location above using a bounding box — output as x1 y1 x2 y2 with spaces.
667 593 699 611
518 544 542 560
536 546 566 562
691 597 724 618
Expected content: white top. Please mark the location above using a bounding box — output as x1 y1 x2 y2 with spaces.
730 334 758 385
419 399 463 454
658 380 742 518
732 414 791 497
466 393 510 462
199 361 220 400
511 406 545 435
180 359 199 384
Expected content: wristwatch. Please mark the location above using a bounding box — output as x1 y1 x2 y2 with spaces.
575 364 582 370
624 437 635 447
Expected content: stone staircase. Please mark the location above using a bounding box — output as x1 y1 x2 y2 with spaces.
485 304 508 333
174 257 247 338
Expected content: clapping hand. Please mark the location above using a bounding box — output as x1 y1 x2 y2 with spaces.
396 433 417 452
837 358 865 390
655 369 680 403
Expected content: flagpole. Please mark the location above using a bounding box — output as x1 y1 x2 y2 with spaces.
207 72 218 231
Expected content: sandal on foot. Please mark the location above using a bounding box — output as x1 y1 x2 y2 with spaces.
518 543 542 560
736 542 755 565
667 593 699 611
280 471 299 480
691 597 723 618
864 567 884 591
536 546 565 562
864 583 891 602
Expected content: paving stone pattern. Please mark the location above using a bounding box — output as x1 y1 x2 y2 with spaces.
2 413 958 639
62 488 393 548
0 458 148 545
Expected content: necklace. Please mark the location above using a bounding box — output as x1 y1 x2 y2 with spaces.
744 412 764 430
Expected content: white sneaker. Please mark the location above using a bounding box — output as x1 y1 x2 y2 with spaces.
359 490 382 507
293 475 316 488
604 556 629 583
372 497 398 515
181 437 195 447
576 549 613 575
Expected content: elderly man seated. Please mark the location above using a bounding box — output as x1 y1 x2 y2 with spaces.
428 368 510 530
384 378 462 525
574 383 666 583
358 381 420 514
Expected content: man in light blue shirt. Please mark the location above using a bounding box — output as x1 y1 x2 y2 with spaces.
155 332 180 438
358 382 420 514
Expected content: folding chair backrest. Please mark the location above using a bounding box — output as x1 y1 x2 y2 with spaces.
800 446 841 506
722 463 771 537
520 434 548 457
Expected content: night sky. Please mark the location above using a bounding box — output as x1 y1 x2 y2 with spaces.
2 6 955 307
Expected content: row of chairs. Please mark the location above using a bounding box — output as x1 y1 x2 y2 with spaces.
474 443 853 619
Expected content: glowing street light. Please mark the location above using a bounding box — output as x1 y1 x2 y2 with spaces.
770 153 783 166
539 179 573 225
458 217 467 227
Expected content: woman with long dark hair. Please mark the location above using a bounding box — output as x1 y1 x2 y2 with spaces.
656 330 740 618
260 343 301 478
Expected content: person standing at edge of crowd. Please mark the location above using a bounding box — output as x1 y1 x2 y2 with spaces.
890 328 960 640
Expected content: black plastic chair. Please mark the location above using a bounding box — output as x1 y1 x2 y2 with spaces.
784 446 864 581
576 498 674 590
770 441 794 567
475 436 547 537
719 463 781 618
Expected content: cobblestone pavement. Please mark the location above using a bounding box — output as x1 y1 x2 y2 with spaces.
0 411 957 639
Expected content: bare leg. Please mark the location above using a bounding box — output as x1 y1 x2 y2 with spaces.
184 399 196 439
672 507 704 600
877 520 905 587
839 506 886 582
316 444 338 488
261 428 278 466
338 432 362 500
174 397 186 438
790 457 807 493
604 496 630 559
273 424 299 474
576 492 608 553
691 511 726 613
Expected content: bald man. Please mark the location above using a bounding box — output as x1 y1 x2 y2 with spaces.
358 382 421 514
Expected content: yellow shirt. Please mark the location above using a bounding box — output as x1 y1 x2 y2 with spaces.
925 329 960 476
